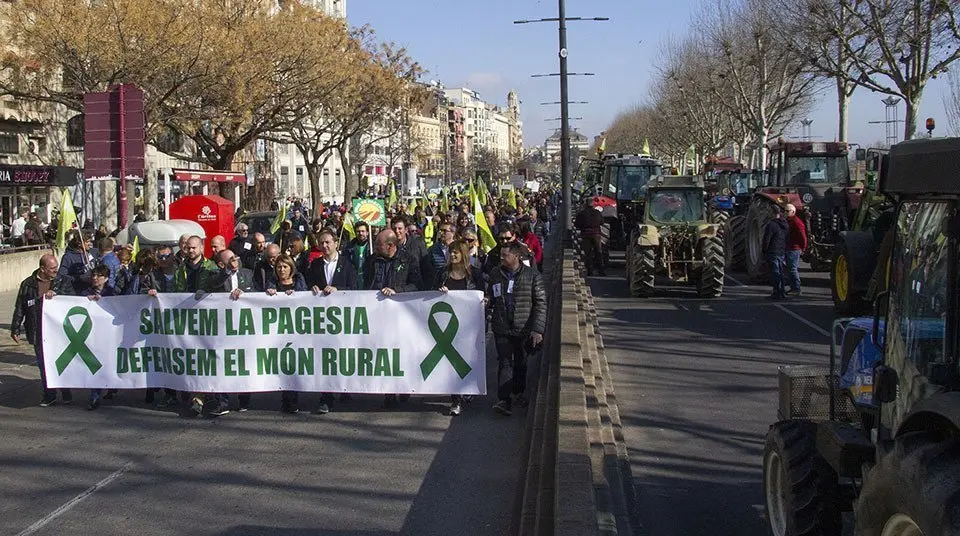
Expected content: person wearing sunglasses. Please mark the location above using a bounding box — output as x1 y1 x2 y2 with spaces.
483 222 532 276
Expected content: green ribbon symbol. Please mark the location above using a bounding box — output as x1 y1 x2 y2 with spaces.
420 301 472 380
55 306 102 375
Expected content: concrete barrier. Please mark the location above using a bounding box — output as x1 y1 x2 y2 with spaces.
0 248 53 293
517 230 637 536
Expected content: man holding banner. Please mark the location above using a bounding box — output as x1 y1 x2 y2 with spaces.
11 254 75 407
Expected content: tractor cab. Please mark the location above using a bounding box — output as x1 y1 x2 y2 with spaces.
594 153 663 248
645 175 705 225
763 137 960 536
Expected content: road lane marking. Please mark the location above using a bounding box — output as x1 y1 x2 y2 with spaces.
724 273 831 338
17 461 134 536
772 303 831 338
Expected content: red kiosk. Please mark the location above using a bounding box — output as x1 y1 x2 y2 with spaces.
168 195 234 258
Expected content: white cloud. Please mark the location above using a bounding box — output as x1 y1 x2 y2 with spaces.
461 72 508 100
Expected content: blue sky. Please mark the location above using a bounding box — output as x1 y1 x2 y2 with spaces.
348 0 952 149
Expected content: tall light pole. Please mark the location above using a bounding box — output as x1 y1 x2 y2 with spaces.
515 7 607 234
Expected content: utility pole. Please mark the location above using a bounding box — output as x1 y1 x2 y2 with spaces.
516 6 607 234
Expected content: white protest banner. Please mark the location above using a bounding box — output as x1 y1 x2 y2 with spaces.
42 291 486 395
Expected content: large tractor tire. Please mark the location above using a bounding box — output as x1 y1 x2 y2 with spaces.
629 246 656 297
763 420 842 536
831 231 876 316
725 214 747 272
746 197 779 283
697 236 725 298
854 433 960 536
710 207 730 227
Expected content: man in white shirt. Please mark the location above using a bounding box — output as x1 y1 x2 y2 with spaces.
11 210 27 246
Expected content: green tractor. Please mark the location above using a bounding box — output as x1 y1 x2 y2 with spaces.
830 148 897 315
625 175 724 298
762 137 960 536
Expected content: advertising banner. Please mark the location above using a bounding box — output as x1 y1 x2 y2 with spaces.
42 291 486 395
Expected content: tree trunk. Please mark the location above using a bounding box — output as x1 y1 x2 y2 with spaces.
339 144 359 208
903 90 923 141
837 79 850 142
144 170 158 221
308 162 322 215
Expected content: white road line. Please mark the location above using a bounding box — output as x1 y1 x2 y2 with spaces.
773 303 831 338
17 461 134 536
725 273 831 338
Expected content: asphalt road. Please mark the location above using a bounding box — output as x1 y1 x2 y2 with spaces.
0 288 528 536
588 253 837 536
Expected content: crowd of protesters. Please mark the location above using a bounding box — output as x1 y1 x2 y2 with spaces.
12 186 559 419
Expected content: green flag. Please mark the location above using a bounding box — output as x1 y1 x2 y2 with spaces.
270 202 287 234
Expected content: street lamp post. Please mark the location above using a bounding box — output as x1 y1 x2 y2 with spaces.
515 5 607 234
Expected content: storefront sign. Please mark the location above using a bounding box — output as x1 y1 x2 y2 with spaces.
0 165 81 187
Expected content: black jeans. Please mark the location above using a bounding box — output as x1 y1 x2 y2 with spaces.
582 234 604 274
495 335 528 402
35 343 70 399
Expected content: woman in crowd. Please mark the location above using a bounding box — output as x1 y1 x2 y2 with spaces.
266 254 308 414
436 239 483 417
518 218 544 271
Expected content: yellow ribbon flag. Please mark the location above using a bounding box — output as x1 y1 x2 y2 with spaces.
55 188 78 250
388 182 398 210
423 218 435 248
508 188 517 209
131 235 140 261
472 190 495 254
340 212 356 242
642 138 651 156
477 178 487 206
270 202 287 234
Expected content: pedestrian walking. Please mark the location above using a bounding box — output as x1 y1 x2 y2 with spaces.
784 203 808 297
762 204 789 300
85 264 116 410
487 242 547 416
11 254 75 406
173 235 218 416
343 221 372 288
574 201 605 276
391 214 429 290
437 239 483 416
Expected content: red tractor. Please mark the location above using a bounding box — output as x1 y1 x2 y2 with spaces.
726 140 861 281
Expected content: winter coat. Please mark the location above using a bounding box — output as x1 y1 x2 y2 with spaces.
522 232 544 265
343 239 372 288
173 258 219 292
762 217 789 256
399 235 431 290
486 264 547 338
574 207 603 237
11 271 76 346
435 266 484 291
364 251 421 293
787 215 808 251
204 267 256 293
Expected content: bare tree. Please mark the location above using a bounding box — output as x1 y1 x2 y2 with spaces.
781 0 869 141
945 69 960 135
699 0 820 166
836 0 959 139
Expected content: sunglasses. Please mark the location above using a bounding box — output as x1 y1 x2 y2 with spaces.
499 236 513 242
464 237 476 243
158 254 172 260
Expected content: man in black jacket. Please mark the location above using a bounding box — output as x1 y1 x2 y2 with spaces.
365 229 421 408
252 243 281 292
762 204 789 300
11 254 76 406
200 249 255 414
574 201 605 276
487 242 547 416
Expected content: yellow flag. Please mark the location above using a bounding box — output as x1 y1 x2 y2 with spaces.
423 218 435 248
441 188 450 212
388 181 398 210
131 235 140 261
477 178 487 206
642 138 651 156
270 202 287 234
508 188 517 209
55 188 77 250
473 190 495 254
341 212 356 241
599 136 606 155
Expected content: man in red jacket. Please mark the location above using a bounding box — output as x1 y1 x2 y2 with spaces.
784 203 808 296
